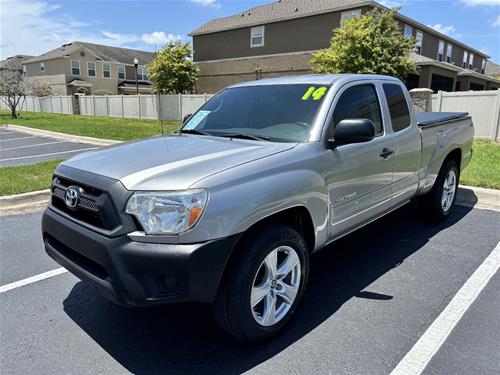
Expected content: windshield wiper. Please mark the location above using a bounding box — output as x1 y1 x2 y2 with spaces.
218 133 272 142
179 129 211 136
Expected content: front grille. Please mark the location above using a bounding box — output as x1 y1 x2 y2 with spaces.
51 177 120 231
46 234 109 280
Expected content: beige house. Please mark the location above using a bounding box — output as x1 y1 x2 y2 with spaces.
0 55 34 73
22 41 155 97
190 0 500 93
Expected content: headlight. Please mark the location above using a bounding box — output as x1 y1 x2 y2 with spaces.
125 190 208 235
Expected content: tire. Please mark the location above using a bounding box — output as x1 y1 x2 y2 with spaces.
212 223 309 342
420 160 459 220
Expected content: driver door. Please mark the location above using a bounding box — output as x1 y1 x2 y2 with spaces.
325 83 395 240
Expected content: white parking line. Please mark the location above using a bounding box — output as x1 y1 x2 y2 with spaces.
1 141 66 151
0 136 36 142
391 241 500 375
0 147 98 162
0 268 68 294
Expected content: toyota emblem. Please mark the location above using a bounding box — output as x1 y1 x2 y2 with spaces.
65 187 79 209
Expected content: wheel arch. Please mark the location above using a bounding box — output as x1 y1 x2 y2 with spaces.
238 206 316 254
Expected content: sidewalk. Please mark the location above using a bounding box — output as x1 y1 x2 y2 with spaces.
2 124 121 147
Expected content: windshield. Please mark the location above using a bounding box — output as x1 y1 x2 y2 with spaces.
182 84 330 142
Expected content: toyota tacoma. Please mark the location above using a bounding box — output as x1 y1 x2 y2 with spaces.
42 74 474 342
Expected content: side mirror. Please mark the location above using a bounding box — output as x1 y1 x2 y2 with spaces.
328 118 375 147
183 114 192 124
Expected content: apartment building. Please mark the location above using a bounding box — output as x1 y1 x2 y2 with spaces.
22 41 155 96
190 0 500 93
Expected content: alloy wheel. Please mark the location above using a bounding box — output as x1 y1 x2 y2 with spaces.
250 246 301 326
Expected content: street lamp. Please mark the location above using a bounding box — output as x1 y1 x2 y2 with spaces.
133 57 139 95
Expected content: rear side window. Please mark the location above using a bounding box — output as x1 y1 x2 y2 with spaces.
332 85 383 137
383 84 411 132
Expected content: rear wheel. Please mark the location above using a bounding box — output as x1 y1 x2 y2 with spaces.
212 224 309 342
420 160 459 220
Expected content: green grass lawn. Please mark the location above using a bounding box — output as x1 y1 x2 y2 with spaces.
0 160 62 196
461 140 500 190
0 110 180 141
0 112 498 196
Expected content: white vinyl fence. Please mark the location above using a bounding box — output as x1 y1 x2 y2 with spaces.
0 95 73 114
432 90 500 141
78 94 213 121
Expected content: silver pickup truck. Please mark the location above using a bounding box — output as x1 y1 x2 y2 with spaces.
42 74 473 342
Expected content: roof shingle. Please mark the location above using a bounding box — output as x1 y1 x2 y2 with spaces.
190 0 370 35
0 55 34 71
24 42 155 65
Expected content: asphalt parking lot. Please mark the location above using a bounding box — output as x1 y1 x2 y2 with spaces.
0 128 98 167
0 203 499 375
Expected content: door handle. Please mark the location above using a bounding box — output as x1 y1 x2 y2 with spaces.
380 148 394 159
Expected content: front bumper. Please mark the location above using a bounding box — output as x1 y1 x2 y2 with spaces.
42 207 239 306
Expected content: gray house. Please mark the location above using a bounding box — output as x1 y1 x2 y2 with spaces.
190 0 500 93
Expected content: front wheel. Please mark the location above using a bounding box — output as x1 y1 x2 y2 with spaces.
420 160 459 220
212 224 309 342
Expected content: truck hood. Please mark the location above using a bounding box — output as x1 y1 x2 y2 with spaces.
62 134 296 190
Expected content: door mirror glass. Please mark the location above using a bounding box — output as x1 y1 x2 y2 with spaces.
329 118 375 146
183 114 192 124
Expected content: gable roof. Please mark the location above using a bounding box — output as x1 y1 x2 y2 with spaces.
190 0 370 36
189 0 489 59
24 41 156 65
0 55 34 71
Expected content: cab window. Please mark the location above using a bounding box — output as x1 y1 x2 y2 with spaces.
331 85 383 138
383 84 411 132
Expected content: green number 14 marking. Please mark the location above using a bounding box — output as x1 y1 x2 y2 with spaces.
301 86 327 101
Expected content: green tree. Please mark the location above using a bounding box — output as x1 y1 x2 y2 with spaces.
311 9 417 79
147 42 199 94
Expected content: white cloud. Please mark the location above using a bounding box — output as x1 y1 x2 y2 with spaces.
460 0 500 6
378 0 404 8
189 0 221 9
491 14 500 27
0 0 184 59
141 31 183 45
427 24 461 38
100 30 182 47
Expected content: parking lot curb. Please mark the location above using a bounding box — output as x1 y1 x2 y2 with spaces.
0 189 50 215
457 185 500 212
2 124 121 146
0 185 498 216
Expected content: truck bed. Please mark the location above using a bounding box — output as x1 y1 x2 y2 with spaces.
416 112 469 127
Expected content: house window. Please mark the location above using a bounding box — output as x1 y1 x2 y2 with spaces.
103 63 110 78
481 59 486 74
469 53 474 70
71 60 80 75
118 65 125 79
414 30 423 54
87 62 96 77
404 24 413 37
40 62 45 72
340 9 361 22
137 67 148 81
437 40 445 62
250 26 265 48
463 51 469 68
22 65 27 76
446 44 453 63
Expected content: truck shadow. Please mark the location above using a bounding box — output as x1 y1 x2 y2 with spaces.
63 203 473 375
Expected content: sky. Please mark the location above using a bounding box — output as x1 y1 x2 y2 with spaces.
0 0 499 62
